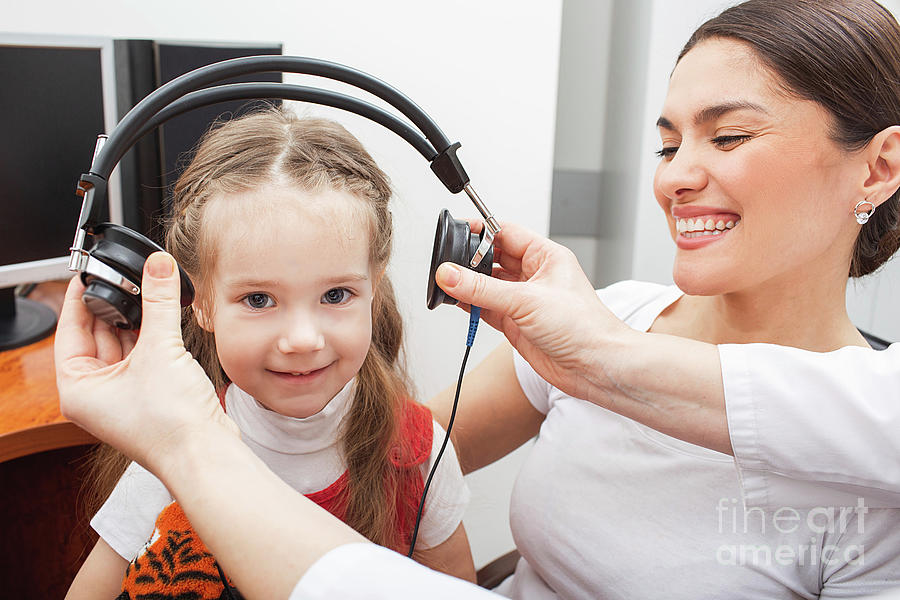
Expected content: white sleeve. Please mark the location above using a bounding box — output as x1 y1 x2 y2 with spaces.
90 461 174 560
720 342 900 508
512 350 553 415
291 543 500 599
414 420 471 549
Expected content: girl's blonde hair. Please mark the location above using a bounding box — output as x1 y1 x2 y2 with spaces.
91 107 416 551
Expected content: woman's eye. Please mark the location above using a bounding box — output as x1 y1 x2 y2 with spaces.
322 288 351 305
242 293 274 310
655 146 679 160
711 134 751 149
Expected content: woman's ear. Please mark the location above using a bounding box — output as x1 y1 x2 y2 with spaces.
862 125 900 208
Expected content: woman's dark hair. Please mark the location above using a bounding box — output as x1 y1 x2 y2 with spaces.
680 0 900 276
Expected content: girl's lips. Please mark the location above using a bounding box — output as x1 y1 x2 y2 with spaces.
267 363 331 383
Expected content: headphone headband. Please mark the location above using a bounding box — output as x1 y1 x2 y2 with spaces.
132 83 437 161
91 55 451 179
74 55 496 234
68 54 500 330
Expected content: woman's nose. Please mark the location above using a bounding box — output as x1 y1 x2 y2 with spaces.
277 311 326 354
655 143 708 200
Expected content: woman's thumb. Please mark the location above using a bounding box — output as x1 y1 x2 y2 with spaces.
435 262 515 314
139 252 184 340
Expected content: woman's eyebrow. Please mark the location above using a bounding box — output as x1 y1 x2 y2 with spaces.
656 100 770 131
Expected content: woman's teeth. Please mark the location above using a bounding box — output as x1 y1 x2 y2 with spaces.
676 217 738 238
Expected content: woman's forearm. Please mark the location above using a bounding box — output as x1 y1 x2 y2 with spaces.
579 328 732 455
159 426 366 599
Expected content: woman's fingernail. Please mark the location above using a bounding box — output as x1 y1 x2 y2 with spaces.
437 263 461 287
147 253 175 278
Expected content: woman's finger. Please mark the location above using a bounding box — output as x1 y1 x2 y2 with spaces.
491 267 522 283
495 247 522 276
93 318 125 365
137 252 187 348
466 218 484 234
435 262 522 315
54 276 99 368
120 329 138 357
490 222 545 264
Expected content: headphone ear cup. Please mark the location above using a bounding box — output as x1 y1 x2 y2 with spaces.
426 209 494 310
81 223 196 328
81 278 143 330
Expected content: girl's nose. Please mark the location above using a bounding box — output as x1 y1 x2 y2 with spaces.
277 311 326 354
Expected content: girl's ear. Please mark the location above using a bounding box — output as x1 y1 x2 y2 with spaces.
193 303 213 332
861 125 900 208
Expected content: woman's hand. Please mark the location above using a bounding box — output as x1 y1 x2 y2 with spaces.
435 221 635 404
436 222 730 453
55 252 238 480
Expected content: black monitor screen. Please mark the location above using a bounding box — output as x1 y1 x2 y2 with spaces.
156 43 282 197
0 45 106 267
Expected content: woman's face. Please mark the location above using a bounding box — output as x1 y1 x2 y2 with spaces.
654 38 862 296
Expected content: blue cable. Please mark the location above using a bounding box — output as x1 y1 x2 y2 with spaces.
467 306 481 347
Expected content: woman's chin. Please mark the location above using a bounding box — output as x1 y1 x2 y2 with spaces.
672 270 730 297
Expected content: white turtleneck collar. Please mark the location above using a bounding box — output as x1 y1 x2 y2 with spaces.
224 380 355 456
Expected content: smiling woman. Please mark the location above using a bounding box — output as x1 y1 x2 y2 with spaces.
423 0 900 598
650 36 880 342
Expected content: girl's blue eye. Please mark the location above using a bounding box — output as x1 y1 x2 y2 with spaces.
322 288 351 305
243 293 274 309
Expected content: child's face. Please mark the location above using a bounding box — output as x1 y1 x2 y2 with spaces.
198 182 376 418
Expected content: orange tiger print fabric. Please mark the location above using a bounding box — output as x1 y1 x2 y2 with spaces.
117 501 233 600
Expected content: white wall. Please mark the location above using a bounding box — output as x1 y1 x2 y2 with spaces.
6 0 563 567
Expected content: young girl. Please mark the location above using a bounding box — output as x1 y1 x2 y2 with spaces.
66 109 475 599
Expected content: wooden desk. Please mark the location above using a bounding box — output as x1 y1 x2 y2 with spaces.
0 331 96 461
0 282 99 597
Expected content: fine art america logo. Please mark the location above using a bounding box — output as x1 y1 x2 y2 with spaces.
715 497 867 567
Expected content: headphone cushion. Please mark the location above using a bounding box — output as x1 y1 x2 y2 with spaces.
81 278 143 330
89 223 195 307
426 209 494 310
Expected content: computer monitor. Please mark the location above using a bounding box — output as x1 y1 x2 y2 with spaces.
115 40 282 242
0 34 121 351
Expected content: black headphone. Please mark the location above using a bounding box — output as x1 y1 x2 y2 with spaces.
68 55 499 329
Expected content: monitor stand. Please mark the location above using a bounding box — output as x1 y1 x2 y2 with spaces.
0 287 58 352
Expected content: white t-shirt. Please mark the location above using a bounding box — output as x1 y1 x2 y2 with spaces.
503 280 900 600
92 380 469 559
